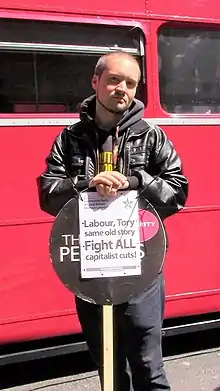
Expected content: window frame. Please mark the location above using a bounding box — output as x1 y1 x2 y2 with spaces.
158 22 220 115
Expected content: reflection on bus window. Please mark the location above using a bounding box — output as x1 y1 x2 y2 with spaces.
158 27 220 114
0 78 13 113
0 52 98 113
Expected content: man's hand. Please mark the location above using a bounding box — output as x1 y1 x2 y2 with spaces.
89 171 129 197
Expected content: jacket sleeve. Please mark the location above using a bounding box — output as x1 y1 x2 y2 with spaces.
132 126 188 220
37 131 89 216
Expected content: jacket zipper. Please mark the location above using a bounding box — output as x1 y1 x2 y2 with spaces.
122 128 150 175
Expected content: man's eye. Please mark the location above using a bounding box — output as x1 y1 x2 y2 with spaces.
127 81 137 88
110 77 119 83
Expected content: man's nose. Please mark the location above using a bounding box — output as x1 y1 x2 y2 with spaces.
116 81 127 92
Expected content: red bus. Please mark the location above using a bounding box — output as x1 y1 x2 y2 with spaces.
1 0 220 364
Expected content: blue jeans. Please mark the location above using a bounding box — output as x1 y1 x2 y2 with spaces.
75 273 170 391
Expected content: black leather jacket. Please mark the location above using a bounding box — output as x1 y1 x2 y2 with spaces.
37 97 188 219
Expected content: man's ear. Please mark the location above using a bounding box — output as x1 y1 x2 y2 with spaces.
92 74 98 91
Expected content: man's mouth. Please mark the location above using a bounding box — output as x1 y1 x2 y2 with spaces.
113 96 126 102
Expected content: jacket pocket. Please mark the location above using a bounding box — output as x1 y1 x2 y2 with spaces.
69 154 85 176
129 146 150 171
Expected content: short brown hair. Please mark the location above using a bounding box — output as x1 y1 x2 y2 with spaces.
94 51 141 79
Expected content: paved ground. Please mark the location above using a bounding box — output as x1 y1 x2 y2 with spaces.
2 348 220 391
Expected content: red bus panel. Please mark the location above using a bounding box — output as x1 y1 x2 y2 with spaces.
148 0 220 22
0 124 83 343
0 0 145 16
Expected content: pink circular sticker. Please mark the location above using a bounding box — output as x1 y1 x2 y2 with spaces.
138 209 159 242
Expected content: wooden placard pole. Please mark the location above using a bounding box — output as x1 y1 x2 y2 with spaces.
103 304 114 391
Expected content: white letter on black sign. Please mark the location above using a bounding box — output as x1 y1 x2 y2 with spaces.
60 246 70 262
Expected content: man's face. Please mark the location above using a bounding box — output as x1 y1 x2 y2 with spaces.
92 56 140 114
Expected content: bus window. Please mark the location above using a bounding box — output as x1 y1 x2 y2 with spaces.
0 19 145 113
158 26 220 114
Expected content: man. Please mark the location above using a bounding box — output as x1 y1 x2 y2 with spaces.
37 51 188 390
